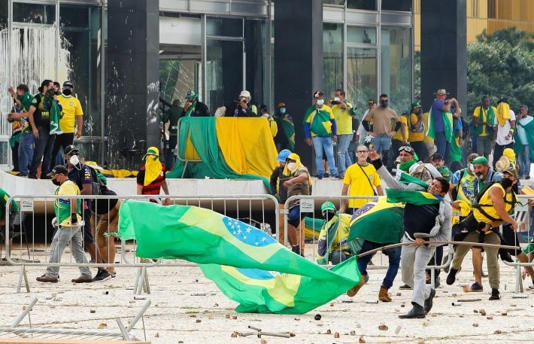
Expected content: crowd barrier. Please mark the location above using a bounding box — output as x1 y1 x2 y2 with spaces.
4 194 279 293
282 194 534 291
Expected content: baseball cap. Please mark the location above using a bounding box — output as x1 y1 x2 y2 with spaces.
472 156 489 165
64 145 79 155
62 81 73 90
313 91 324 98
411 101 421 109
239 90 251 99
321 201 336 213
277 149 291 163
436 89 448 96
144 146 159 157
47 165 68 178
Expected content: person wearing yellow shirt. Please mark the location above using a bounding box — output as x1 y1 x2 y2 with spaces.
472 95 496 159
331 89 357 178
52 81 83 164
408 102 428 161
340 144 383 214
391 112 409 158
447 167 519 301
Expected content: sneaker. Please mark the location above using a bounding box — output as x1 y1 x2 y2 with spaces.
317 174 324 180
36 274 58 283
72 275 93 283
470 282 483 292
446 268 459 285
489 288 500 300
92 269 111 282
399 284 413 290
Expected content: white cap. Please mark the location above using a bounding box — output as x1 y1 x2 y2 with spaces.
239 90 251 99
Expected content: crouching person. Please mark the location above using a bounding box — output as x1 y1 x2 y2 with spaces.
36 165 92 283
317 201 352 265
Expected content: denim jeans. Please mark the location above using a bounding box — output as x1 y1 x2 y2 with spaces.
357 240 401 289
371 134 392 170
18 131 35 176
312 136 338 177
45 225 92 279
29 126 55 178
434 132 450 163
336 134 353 176
519 145 531 178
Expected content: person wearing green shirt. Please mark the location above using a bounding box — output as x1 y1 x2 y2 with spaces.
8 84 35 176
36 165 93 284
304 90 339 179
0 188 19 259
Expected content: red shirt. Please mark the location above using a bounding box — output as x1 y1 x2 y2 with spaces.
136 164 167 195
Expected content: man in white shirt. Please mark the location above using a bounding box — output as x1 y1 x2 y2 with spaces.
516 105 533 179
493 98 516 168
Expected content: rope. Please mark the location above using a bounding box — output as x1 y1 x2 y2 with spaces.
356 240 521 258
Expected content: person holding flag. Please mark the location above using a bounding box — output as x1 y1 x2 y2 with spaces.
273 102 295 152
426 89 454 165
316 201 352 265
368 149 452 318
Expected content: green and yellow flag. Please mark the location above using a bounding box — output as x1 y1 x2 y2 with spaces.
426 109 453 143
386 189 441 206
118 201 360 314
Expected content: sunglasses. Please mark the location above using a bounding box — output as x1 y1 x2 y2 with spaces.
357 150 369 153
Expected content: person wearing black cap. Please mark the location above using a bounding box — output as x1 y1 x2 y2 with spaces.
36 165 93 283
52 81 84 164
64 145 112 282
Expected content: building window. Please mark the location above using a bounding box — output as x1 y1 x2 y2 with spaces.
323 23 344 100
13 3 56 24
347 0 376 11
382 0 412 11
347 47 377 112
381 27 412 114
323 0 345 5
347 26 376 44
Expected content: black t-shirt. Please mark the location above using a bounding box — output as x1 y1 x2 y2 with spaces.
404 203 440 240
30 93 51 129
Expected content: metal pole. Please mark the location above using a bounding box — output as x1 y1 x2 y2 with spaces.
11 297 38 328
100 2 107 164
55 0 59 81
125 300 151 333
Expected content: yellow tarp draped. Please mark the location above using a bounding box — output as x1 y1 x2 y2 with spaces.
184 132 201 161
216 117 278 179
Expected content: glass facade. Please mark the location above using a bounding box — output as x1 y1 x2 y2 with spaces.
323 23 343 100
381 27 412 113
323 2 413 118
0 0 413 168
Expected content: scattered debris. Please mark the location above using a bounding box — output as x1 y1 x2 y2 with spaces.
155 333 159 338
89 309 96 314
232 315 237 320
395 325 402 334
501 312 508 316
487 316 493 320
472 323 479 327
494 330 502 334
359 336 366 343
333 332 340 338
231 331 238 338
314 314 322 321
97 323 107 329
479 309 486 316
378 323 388 331
350 330 356 336
326 329 331 334
196 319 201 323
396 292 402 296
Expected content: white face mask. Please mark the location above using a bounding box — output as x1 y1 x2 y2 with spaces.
316 99 324 106
469 163 474 173
286 162 296 171
69 154 80 166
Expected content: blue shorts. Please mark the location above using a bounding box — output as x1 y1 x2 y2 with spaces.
288 206 302 227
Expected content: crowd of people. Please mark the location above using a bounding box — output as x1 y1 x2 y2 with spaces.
3 79 534 317
269 87 534 319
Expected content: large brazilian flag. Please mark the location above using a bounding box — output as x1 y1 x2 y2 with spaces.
118 201 360 314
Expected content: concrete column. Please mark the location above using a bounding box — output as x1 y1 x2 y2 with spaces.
106 0 159 169
420 0 467 111
274 0 323 169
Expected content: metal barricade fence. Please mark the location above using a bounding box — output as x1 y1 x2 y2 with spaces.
5 193 279 293
500 194 533 294
282 194 389 269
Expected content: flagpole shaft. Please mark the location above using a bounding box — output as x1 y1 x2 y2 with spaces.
356 241 520 259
